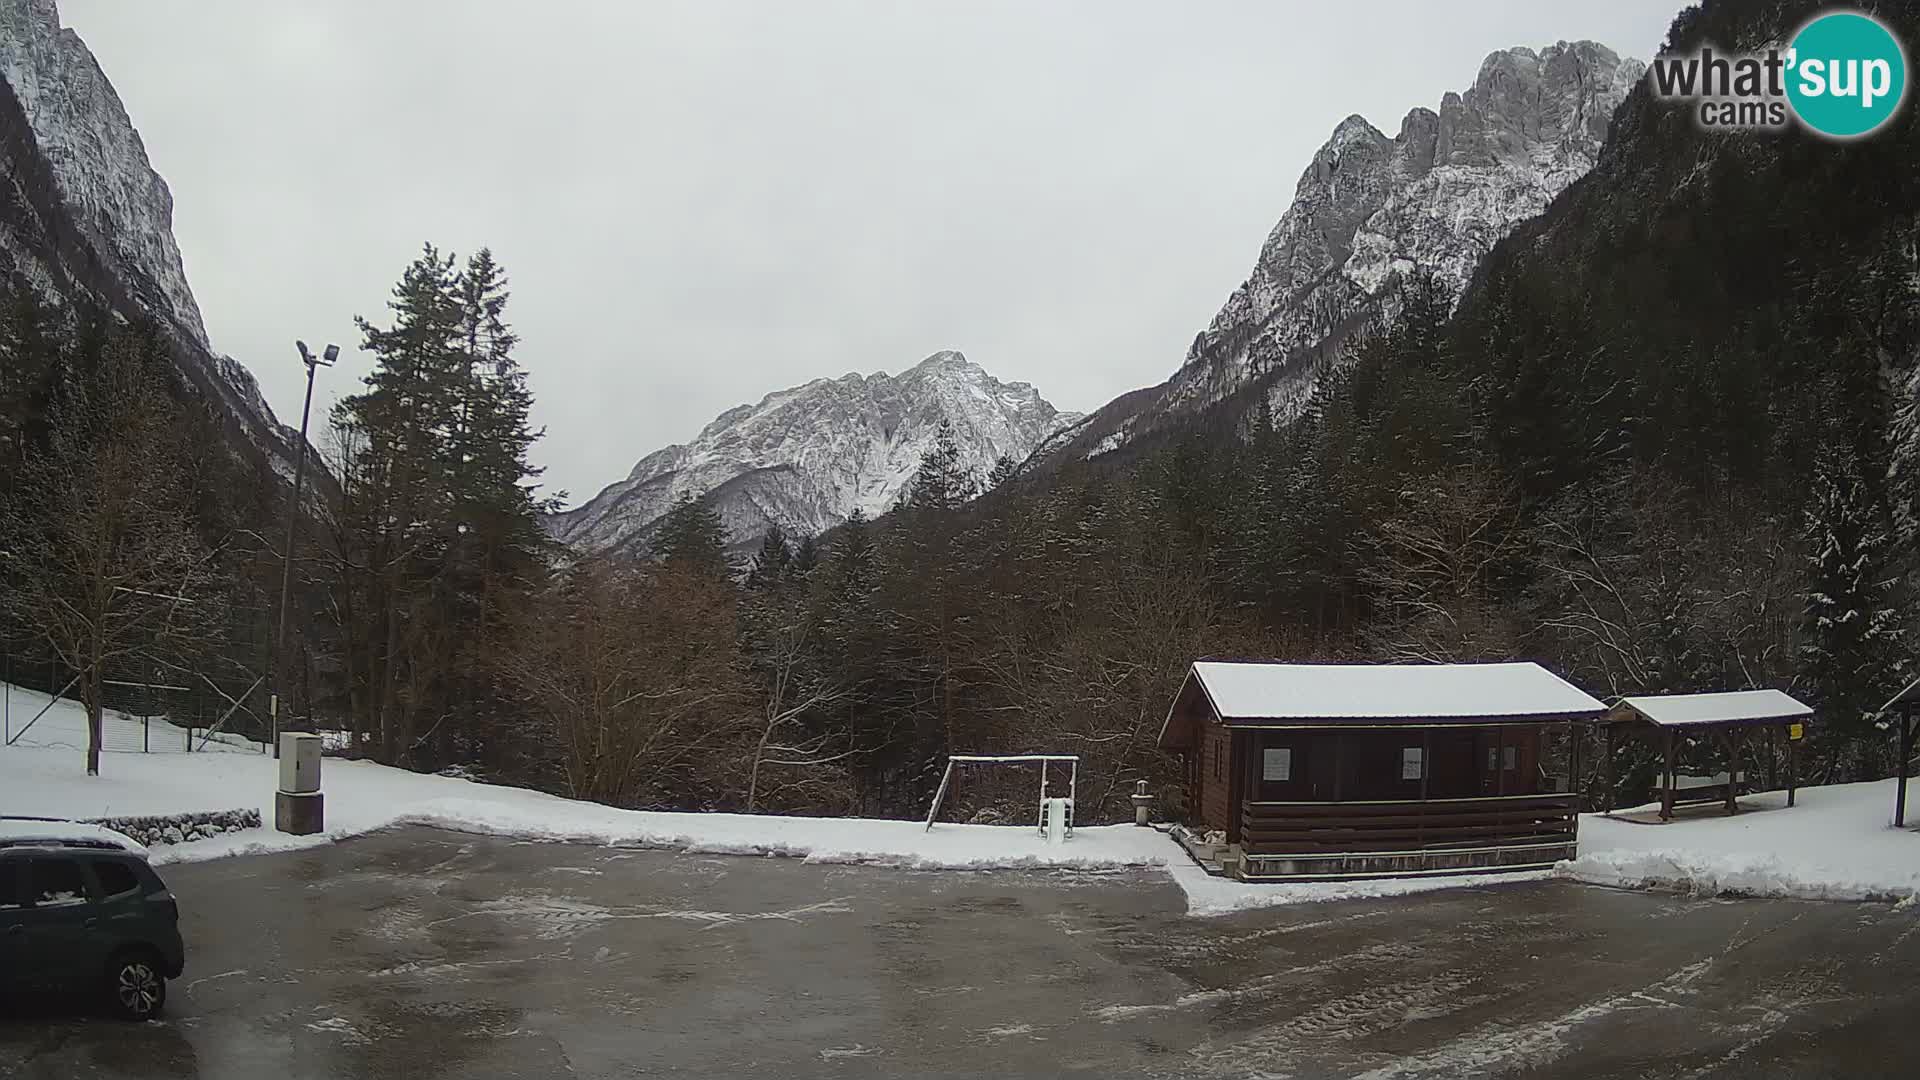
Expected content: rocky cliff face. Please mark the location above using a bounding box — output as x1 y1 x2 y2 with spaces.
0 0 299 480
0 0 204 345
548 351 1078 555
1050 41 1644 462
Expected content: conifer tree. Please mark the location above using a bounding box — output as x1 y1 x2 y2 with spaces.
441 248 553 766
904 420 978 514
329 243 558 767
746 524 793 592
791 535 820 578
0 288 54 482
1800 452 1909 776
655 493 729 578
986 453 1019 491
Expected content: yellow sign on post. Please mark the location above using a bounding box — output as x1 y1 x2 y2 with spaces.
1788 722 1805 741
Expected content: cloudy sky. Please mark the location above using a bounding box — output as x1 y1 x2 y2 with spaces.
64 0 1681 505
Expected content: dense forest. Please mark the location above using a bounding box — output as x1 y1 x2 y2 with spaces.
2 0 1916 827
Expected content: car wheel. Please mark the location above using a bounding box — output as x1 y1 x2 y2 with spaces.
105 950 167 1020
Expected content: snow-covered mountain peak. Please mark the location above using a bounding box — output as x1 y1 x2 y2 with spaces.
0 0 209 350
554 351 1080 556
1050 39 1641 463
907 348 971 372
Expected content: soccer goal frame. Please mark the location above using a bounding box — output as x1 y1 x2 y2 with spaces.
922 754 1079 834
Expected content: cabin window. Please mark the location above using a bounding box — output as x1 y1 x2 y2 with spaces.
1263 747 1292 782
1213 741 1223 782
1487 747 1498 772
1503 746 1517 771
1401 746 1424 781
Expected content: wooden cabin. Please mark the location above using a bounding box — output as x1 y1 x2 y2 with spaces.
1157 660 1605 881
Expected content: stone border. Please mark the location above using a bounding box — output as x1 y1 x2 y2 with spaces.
86 809 262 847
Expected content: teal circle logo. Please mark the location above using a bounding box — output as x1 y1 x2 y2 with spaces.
1786 11 1907 138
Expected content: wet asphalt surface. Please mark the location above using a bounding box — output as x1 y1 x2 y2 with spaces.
1 828 1916 1079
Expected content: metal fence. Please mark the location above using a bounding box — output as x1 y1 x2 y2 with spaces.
1 603 273 754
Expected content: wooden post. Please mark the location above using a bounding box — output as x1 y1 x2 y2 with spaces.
1661 728 1676 821
1723 729 1739 815
1786 723 1797 808
1495 727 1507 796
1332 732 1346 802
1419 728 1431 802
1898 713 1915 829
1568 722 1582 809
1418 728 1431 849
1602 721 1615 814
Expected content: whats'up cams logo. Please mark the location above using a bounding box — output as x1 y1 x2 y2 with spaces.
1648 9 1907 138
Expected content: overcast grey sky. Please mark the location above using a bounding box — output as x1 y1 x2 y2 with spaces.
63 0 1681 506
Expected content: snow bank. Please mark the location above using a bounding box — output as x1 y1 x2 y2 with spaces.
1170 862 1552 916
1560 778 1920 904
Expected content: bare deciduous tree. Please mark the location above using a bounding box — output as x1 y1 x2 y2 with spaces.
499 556 751 808
744 619 850 814
0 333 219 775
1360 465 1526 664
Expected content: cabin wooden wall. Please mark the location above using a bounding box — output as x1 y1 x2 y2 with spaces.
1199 722 1232 834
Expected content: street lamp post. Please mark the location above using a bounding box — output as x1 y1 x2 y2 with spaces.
270 340 337 758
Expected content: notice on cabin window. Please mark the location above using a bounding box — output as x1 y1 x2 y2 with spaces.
1263 747 1292 782
1402 747 1424 780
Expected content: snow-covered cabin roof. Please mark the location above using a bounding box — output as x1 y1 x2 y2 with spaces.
1609 689 1812 728
1159 660 1604 747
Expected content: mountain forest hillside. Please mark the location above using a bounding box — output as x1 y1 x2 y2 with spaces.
675 0 1920 820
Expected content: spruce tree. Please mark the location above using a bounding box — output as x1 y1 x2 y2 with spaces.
904 420 978 514
746 525 793 592
440 248 553 767
986 453 1019 491
1800 452 1909 776
0 288 54 482
791 535 820 578
656 493 729 577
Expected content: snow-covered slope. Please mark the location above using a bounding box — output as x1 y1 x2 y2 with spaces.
550 351 1078 554
0 0 300 480
1054 41 1644 462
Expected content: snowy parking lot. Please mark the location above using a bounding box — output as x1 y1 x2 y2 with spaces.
5 686 1920 1076
3 826 1917 1079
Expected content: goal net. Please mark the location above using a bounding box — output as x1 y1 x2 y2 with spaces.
922 754 1079 835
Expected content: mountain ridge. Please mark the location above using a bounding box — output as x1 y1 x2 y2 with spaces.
1034 39 1644 468
547 349 1079 555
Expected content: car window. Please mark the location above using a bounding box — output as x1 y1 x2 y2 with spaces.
0 861 23 910
28 858 90 907
91 859 140 898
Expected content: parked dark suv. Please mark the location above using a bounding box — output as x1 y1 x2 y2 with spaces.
0 828 184 1020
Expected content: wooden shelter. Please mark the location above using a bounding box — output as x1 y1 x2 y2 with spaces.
1157 660 1605 881
1600 690 1811 821
1878 678 1920 828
